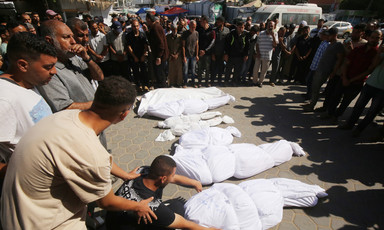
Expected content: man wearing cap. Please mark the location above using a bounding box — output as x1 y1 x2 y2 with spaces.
310 19 325 38
303 27 345 112
46 9 58 20
107 20 130 80
146 13 169 88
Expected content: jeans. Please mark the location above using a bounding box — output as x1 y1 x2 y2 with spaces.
211 55 225 83
225 57 243 83
306 70 316 98
270 55 281 83
183 56 197 85
240 56 253 82
346 84 384 131
309 71 329 107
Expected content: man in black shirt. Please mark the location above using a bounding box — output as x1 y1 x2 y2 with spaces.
127 19 149 92
106 156 219 230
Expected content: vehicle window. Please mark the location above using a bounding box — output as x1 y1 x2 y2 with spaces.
341 23 349 27
282 13 320 26
252 12 271 23
335 23 341 27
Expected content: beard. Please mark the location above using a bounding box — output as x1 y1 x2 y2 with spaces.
53 39 75 60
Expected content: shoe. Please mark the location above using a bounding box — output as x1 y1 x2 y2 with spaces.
270 82 275 87
314 107 326 112
182 85 187 88
303 104 314 112
338 123 353 130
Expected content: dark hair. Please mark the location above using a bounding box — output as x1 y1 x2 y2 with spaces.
236 20 244 26
6 20 27 31
354 23 367 31
94 76 137 108
201 15 209 22
146 13 156 22
251 25 260 32
87 20 97 28
40 20 59 38
7 32 57 62
0 25 7 36
31 12 39 16
318 19 325 22
148 155 176 179
66 17 88 32
216 16 225 23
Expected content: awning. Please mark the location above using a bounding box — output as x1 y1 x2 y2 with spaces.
160 7 189 16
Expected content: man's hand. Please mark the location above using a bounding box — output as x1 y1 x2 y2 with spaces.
125 166 141 181
140 55 146 62
156 57 161 65
193 180 202 193
223 54 228 62
70 44 89 60
134 56 139 63
196 56 199 62
212 54 216 61
243 56 248 62
199 50 206 57
183 57 187 63
136 197 157 224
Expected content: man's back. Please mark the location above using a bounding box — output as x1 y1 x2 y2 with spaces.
1 110 112 230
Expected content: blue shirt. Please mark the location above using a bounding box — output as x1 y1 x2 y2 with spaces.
310 41 329 71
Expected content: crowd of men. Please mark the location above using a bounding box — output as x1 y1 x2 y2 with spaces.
0 7 383 230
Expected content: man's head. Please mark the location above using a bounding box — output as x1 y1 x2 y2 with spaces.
259 22 266 31
317 19 325 29
31 12 40 25
326 27 338 42
7 32 57 88
267 20 275 31
66 17 89 46
6 20 27 37
236 20 245 34
250 25 260 36
200 15 209 27
148 155 177 188
146 13 157 27
216 16 225 28
288 23 296 34
20 13 31 24
41 20 76 60
131 19 140 33
367 30 382 47
367 20 378 31
278 27 286 37
46 9 58 20
170 23 177 34
351 23 366 42
111 21 123 35
88 20 98 36
302 26 310 37
0 25 9 42
25 23 36 35
245 21 252 31
189 20 196 31
166 20 172 30
92 76 137 123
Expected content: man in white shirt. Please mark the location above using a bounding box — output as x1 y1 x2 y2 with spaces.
88 20 111 76
0 32 57 165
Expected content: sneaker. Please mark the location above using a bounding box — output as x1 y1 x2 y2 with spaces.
303 104 314 112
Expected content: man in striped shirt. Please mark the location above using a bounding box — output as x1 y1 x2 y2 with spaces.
252 20 277 87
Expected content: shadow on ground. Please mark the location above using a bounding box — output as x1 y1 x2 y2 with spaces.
236 85 384 229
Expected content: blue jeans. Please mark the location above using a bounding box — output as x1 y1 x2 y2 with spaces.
183 56 197 85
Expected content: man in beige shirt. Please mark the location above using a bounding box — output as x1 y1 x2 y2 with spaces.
1 76 156 229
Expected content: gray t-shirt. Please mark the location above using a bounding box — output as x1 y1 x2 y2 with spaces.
37 57 95 112
182 30 199 58
106 31 127 61
317 42 345 75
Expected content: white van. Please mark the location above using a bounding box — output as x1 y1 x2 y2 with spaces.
251 3 322 30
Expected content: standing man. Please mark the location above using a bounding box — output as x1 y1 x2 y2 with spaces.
224 20 249 86
127 18 149 92
310 19 325 38
0 32 56 165
88 20 111 76
166 24 183 87
31 12 41 35
107 21 130 81
196 15 215 87
252 20 277 87
303 28 345 112
182 20 199 88
146 13 169 88
211 17 229 85
1 76 157 229
270 27 287 86
292 26 312 84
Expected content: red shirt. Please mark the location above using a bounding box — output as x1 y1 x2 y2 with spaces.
347 44 378 84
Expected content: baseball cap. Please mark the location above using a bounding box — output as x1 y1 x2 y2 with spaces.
46 9 58 16
300 20 308 26
111 21 123 33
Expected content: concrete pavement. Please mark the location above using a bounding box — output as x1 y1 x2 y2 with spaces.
106 84 384 230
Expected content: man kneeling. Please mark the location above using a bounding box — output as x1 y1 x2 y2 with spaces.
106 155 219 230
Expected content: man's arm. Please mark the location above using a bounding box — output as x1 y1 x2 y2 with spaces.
97 190 157 224
111 162 141 181
71 44 104 81
195 40 199 62
65 101 93 110
330 50 345 79
182 39 187 62
168 214 219 230
170 174 202 192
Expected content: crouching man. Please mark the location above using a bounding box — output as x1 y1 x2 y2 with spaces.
1 76 156 229
106 155 220 230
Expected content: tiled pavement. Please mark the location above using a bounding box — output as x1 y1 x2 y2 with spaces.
105 85 384 230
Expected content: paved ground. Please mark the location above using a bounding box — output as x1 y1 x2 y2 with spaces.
105 84 384 230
